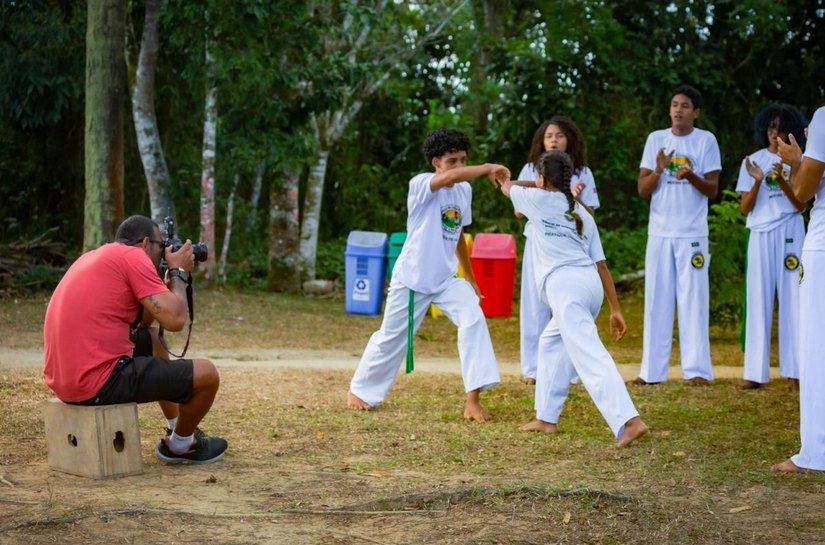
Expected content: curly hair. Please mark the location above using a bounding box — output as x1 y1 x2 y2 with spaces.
422 128 471 163
527 116 586 176
753 103 808 149
536 150 583 236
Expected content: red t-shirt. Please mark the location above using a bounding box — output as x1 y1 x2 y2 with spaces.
43 243 168 402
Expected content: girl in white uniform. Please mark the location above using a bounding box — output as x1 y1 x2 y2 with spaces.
516 116 600 384
736 104 808 389
501 150 647 447
773 106 825 473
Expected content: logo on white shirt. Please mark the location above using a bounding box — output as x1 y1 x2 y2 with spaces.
441 206 463 234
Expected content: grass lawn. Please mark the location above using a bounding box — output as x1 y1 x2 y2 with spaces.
1 288 819 545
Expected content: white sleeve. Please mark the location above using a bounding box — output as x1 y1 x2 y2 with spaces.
703 133 722 173
517 163 536 181
510 185 530 217
407 173 436 207
578 167 600 209
734 158 754 193
804 107 825 163
462 185 473 227
587 224 606 262
640 132 659 171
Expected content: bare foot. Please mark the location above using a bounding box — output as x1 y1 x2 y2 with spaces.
615 417 648 448
519 376 536 385
346 391 371 410
685 377 711 387
771 459 814 473
735 379 761 390
519 419 559 434
463 401 492 423
787 379 800 392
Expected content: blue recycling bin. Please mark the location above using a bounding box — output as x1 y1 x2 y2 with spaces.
345 231 388 315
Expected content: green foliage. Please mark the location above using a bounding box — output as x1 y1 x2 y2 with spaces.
315 237 346 282
600 227 647 278
4 265 65 297
0 1 85 129
708 190 747 328
1 0 824 290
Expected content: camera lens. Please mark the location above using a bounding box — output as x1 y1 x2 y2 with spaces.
193 243 208 262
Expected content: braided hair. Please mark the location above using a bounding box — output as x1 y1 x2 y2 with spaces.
536 150 583 236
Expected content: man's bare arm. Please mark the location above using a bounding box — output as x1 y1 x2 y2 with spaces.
141 280 188 332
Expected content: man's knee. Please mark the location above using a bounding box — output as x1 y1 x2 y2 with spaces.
192 358 220 392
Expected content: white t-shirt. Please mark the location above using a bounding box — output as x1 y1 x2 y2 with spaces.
517 163 600 208
640 127 722 237
391 172 473 294
735 148 800 232
802 106 825 252
517 162 600 237
510 186 604 301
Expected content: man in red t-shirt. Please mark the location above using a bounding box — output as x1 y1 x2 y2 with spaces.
44 215 227 464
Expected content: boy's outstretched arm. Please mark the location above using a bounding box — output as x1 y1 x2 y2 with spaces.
431 163 510 191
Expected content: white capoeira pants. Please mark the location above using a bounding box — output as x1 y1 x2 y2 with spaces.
519 240 551 380
743 218 804 382
535 265 639 438
791 249 825 471
350 277 500 407
640 236 712 382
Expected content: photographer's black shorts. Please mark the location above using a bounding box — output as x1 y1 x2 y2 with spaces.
70 355 195 407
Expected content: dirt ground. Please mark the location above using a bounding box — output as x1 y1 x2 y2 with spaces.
1 358 824 545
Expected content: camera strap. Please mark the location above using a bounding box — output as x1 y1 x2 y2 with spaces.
159 275 195 358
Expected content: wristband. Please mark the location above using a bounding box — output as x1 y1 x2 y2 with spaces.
165 267 190 284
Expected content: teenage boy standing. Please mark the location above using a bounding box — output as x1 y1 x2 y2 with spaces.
632 85 721 386
347 128 509 421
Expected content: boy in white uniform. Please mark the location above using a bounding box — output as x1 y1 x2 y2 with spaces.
347 129 509 422
500 150 647 446
632 85 721 386
773 106 825 473
735 104 807 389
516 116 600 384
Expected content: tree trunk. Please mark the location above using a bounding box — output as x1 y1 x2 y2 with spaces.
128 0 175 226
268 171 301 293
218 173 240 281
199 42 218 282
84 0 126 250
298 147 329 283
469 0 503 135
247 159 265 232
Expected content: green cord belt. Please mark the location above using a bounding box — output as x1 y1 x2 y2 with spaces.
406 289 414 374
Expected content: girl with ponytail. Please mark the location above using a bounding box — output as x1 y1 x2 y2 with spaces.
499 150 647 447
515 116 598 384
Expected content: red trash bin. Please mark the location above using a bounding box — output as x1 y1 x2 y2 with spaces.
470 233 517 318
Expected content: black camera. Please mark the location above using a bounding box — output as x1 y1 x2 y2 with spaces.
163 216 208 262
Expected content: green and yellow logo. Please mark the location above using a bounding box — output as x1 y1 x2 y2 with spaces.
691 252 705 269
667 156 694 174
441 207 463 233
765 170 782 188
784 254 799 271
